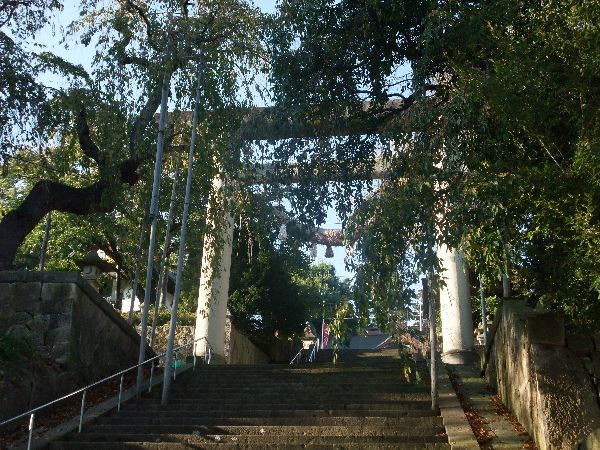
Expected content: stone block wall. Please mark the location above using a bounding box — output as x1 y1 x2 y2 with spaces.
0 271 144 422
149 325 196 359
151 321 291 365
227 325 270 365
484 299 600 449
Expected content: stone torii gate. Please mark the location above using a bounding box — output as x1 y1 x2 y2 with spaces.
194 102 474 364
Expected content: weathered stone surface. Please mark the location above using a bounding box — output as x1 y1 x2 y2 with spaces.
0 282 41 314
51 342 72 363
591 352 600 378
41 282 79 304
13 310 34 323
530 343 600 447
566 332 594 357
45 325 72 346
592 333 600 353
582 357 594 375
28 315 50 334
526 312 564 346
580 427 600 449
485 299 600 450
6 324 32 341
40 296 72 315
228 325 269 365
0 272 145 422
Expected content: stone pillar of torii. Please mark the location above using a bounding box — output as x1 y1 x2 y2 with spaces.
193 102 475 363
193 187 475 364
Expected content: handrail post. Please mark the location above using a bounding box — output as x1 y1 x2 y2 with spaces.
118 374 124 411
173 356 177 381
148 361 155 393
480 278 489 346
26 413 34 450
78 390 87 433
193 342 197 369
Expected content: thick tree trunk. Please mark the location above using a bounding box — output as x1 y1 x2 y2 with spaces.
0 179 107 270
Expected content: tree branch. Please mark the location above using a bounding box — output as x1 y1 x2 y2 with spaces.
128 78 162 161
0 180 107 269
77 108 104 165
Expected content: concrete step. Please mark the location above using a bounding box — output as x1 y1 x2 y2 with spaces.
169 372 425 380
179 367 415 377
160 391 428 398
164 378 426 392
50 441 451 449
180 363 420 379
98 414 438 426
113 408 434 418
153 383 429 392
153 390 430 400
122 401 432 411
65 433 447 444
79 418 444 435
140 395 432 405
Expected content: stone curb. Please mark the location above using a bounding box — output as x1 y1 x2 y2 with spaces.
9 363 195 450
436 358 480 450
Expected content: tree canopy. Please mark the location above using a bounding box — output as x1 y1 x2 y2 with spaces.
268 0 600 327
1 0 599 332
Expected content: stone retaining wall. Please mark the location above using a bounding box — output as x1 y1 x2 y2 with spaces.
151 320 287 365
0 271 144 422
484 299 600 449
227 325 270 364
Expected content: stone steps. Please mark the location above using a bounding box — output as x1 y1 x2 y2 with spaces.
48 349 449 449
59 433 447 444
78 419 443 435
155 393 429 401
97 414 438 425
121 401 431 411
164 384 428 390
50 441 451 449
114 408 433 418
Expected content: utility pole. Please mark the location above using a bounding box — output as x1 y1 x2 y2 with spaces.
162 50 205 405
136 49 172 394
150 152 183 349
128 218 147 324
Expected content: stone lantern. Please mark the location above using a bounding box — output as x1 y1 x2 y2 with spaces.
76 249 116 291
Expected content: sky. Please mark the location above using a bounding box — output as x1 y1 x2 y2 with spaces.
34 0 353 280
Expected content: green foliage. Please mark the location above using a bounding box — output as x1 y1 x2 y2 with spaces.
228 218 316 341
228 203 353 346
269 0 600 329
128 304 196 328
328 302 352 364
470 295 502 331
0 333 33 381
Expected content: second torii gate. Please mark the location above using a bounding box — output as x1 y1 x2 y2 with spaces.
194 102 474 364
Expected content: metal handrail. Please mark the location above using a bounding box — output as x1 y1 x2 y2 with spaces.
307 338 319 362
290 348 303 364
1 336 213 449
289 338 320 365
